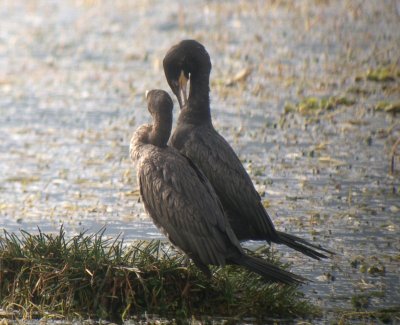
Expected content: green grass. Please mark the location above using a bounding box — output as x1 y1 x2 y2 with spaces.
374 101 400 114
284 95 356 115
366 66 398 82
337 308 400 325
0 228 317 322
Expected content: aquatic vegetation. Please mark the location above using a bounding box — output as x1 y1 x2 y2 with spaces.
338 308 400 325
350 255 386 276
0 228 317 322
284 95 356 115
4 175 41 185
374 101 400 114
366 66 398 82
367 264 385 276
351 292 385 311
346 86 372 96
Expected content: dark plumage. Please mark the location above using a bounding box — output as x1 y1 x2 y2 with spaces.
130 89 305 284
163 40 333 259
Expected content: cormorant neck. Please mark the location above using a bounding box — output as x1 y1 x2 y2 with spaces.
184 71 211 124
148 114 172 148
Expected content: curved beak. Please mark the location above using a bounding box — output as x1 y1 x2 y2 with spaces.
177 70 188 109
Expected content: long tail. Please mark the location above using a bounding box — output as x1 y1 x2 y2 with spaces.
230 254 307 285
276 231 335 260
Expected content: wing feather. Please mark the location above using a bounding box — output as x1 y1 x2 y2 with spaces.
137 146 238 267
175 125 277 240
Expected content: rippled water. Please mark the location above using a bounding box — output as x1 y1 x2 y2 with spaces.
1 0 399 323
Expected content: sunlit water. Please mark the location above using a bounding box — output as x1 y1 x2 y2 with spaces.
1 0 399 323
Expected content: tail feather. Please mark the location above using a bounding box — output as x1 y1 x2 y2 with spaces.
230 254 306 285
276 231 335 260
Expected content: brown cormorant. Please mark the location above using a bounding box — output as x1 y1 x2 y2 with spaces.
163 40 333 259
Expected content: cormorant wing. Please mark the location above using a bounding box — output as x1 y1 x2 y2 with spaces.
176 124 278 241
138 147 242 267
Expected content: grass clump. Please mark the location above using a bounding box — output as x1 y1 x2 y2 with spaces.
374 101 400 114
284 95 355 115
351 292 385 311
338 308 400 325
366 66 398 82
0 228 317 322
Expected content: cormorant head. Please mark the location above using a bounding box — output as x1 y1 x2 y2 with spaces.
146 89 173 119
163 40 212 110
145 89 173 147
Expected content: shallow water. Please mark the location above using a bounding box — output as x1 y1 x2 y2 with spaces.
1 0 399 323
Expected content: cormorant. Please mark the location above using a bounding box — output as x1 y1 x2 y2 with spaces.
163 40 333 259
130 89 305 284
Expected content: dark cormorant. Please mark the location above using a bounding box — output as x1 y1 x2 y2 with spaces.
130 89 305 284
163 40 333 259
